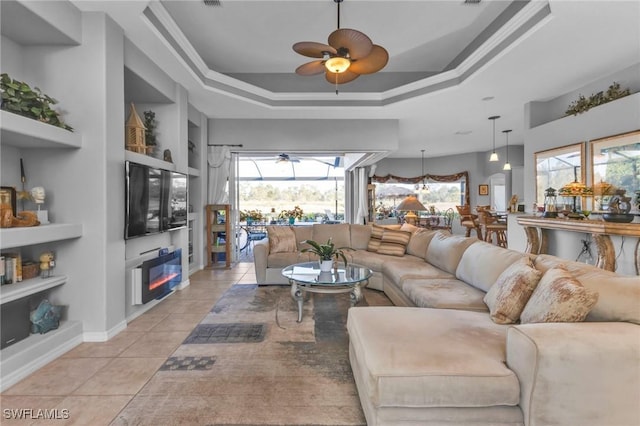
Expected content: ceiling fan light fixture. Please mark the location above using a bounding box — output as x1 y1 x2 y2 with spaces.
325 56 351 73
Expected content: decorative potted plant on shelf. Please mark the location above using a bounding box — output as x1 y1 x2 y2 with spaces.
0 73 73 131
565 82 631 116
300 238 353 272
143 110 158 156
240 209 264 224
279 205 304 224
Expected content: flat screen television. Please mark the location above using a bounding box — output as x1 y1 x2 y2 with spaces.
125 161 188 239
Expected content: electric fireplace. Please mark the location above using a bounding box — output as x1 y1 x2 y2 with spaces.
132 249 182 305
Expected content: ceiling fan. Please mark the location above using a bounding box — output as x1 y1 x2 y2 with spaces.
292 0 389 93
275 153 300 164
275 153 341 167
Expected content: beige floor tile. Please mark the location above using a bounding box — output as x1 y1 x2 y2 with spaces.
118 331 188 358
0 395 66 426
61 332 144 358
150 313 207 331
4 358 111 396
31 395 132 426
72 357 166 396
124 312 170 332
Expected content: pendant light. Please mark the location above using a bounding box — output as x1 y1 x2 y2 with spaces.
420 149 429 193
488 116 500 162
502 129 512 171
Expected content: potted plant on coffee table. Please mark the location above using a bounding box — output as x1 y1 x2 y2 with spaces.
301 238 353 272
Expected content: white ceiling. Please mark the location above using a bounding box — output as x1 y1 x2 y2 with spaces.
74 0 640 159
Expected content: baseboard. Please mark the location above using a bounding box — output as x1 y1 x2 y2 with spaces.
83 320 128 342
176 278 191 290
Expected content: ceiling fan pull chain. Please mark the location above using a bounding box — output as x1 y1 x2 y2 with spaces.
335 73 339 95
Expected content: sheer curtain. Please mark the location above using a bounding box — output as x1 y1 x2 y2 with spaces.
207 145 231 204
354 167 369 224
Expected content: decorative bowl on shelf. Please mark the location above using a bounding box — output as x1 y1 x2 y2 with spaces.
602 213 634 223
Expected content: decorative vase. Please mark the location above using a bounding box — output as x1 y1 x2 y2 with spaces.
288 216 295 225
319 260 333 272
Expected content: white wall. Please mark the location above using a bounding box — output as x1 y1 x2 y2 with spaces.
208 119 399 154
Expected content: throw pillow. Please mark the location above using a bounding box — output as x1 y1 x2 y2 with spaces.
266 225 297 254
377 229 412 257
520 266 599 324
483 258 543 324
367 224 386 252
400 222 418 234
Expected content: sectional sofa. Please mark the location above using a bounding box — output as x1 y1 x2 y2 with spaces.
253 223 640 426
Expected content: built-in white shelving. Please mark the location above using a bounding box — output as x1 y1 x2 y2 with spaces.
188 167 200 177
0 223 83 250
0 276 67 305
125 150 176 171
0 320 83 390
0 111 82 149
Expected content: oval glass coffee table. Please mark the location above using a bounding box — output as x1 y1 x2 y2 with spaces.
282 262 372 322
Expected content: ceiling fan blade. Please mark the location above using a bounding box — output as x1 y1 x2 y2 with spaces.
295 60 326 76
328 28 372 60
292 41 337 58
325 69 360 85
349 45 389 74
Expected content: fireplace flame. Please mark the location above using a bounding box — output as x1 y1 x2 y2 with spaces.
149 272 179 291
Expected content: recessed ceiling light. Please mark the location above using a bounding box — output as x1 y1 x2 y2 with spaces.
482 96 494 101
455 130 473 135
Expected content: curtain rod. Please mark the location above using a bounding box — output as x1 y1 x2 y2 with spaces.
207 143 243 147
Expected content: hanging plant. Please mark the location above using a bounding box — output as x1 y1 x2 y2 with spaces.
565 82 631 116
0 73 73 131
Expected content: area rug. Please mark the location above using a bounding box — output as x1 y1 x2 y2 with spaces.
112 284 392 426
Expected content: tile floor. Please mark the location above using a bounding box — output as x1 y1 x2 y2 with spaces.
0 261 258 425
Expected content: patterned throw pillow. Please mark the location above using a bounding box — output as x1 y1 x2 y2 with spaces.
266 225 297 253
483 258 543 324
377 229 412 257
520 266 599 324
367 224 387 252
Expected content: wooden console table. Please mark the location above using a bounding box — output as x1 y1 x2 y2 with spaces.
517 216 640 274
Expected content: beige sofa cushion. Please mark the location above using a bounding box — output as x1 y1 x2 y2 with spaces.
266 225 297 253
534 254 640 325
292 226 314 251
484 258 543 324
382 258 452 290
520 266 598 324
406 228 438 258
347 307 519 408
312 224 350 249
425 232 477 275
403 278 489 311
348 250 422 274
456 241 528 292
267 251 313 268
350 224 372 250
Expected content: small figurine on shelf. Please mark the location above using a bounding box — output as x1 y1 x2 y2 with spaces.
39 252 55 278
31 186 49 224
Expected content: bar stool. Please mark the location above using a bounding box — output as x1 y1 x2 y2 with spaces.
456 205 482 239
477 209 507 248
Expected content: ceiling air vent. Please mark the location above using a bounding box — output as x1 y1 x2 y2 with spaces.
204 0 221 6
464 0 481 4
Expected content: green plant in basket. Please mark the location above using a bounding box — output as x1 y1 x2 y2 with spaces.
300 238 353 265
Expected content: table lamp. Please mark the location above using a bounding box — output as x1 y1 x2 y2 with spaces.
396 195 427 225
